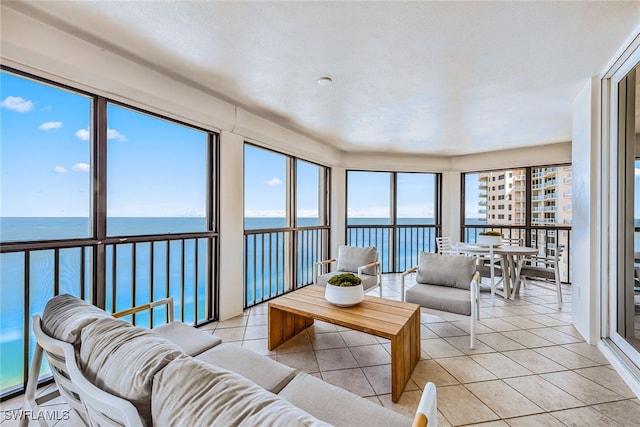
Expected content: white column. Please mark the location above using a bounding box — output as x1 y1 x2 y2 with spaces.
571 77 599 343
217 131 245 320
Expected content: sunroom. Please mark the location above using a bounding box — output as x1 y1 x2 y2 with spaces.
2 1 640 426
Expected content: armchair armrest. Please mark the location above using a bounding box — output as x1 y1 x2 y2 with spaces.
400 266 418 302
112 297 175 323
357 260 380 275
313 258 337 283
412 382 437 427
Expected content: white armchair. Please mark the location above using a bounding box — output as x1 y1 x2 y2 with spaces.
314 245 382 297
401 253 480 349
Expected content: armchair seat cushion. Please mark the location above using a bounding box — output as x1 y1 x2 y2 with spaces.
315 271 379 291
416 253 476 290
406 283 472 316
519 265 555 280
154 321 222 356
476 263 503 278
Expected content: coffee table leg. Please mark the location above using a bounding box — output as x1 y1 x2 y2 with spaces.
390 307 421 402
268 304 314 351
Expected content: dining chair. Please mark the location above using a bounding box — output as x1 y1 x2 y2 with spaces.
436 236 454 255
519 245 565 309
502 237 523 246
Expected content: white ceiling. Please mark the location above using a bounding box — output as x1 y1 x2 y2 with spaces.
7 1 640 156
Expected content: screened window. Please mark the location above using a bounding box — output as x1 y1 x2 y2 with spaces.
106 104 208 236
1 72 92 242
347 171 391 225
244 145 287 230
296 159 326 227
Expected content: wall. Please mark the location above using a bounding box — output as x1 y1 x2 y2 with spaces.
571 78 600 344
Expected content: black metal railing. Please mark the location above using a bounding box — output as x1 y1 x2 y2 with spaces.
346 224 441 272
0 233 218 399
243 226 329 308
462 224 572 283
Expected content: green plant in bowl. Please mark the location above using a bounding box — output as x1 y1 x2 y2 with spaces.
479 230 502 237
327 273 362 287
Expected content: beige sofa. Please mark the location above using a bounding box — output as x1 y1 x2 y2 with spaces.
27 294 434 427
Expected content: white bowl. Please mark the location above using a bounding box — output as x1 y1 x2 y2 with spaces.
325 283 364 307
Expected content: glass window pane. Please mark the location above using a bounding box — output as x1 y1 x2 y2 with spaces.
106 104 207 236
1 71 92 241
297 160 323 226
347 171 391 225
244 145 287 229
396 173 436 225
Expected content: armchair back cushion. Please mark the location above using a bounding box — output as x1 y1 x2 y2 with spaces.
415 253 476 290
41 294 110 346
80 317 184 425
336 246 377 275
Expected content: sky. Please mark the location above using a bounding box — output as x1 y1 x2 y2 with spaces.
1 72 206 218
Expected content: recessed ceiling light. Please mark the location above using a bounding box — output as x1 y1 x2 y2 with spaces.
317 76 333 86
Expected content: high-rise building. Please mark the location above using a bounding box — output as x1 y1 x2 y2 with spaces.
478 167 572 281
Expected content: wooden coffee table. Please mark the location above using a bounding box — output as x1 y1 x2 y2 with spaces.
268 285 421 402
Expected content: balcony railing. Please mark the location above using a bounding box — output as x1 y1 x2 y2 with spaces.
243 225 329 308
346 223 440 273
0 232 218 399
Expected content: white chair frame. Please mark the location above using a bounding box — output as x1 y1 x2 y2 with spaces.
22 298 174 426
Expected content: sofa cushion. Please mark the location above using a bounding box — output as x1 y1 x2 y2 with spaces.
278 372 411 427
41 294 110 346
336 246 377 275
406 283 472 316
195 342 296 393
415 252 475 290
154 321 222 356
152 355 329 427
79 317 184 426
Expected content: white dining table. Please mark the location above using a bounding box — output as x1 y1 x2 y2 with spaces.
457 244 538 299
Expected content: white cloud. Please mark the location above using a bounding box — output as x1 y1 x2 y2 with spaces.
266 177 282 186
244 209 286 217
38 121 63 131
107 128 127 142
53 166 67 173
72 163 90 172
635 168 640 177
75 128 90 141
74 127 127 142
1 96 34 112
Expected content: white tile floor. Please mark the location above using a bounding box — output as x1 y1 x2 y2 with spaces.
2 274 640 426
